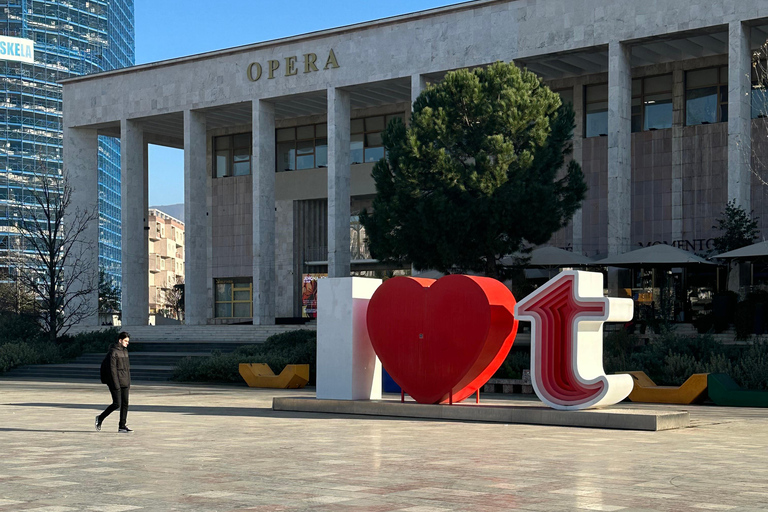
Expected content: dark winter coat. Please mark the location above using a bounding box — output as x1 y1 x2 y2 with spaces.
102 342 130 389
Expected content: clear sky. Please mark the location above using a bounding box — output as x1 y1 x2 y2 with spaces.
138 0 465 206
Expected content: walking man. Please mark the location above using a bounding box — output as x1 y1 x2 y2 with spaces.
96 331 133 433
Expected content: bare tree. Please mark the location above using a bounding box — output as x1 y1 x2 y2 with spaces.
750 41 768 185
163 276 184 321
13 168 98 342
98 269 121 314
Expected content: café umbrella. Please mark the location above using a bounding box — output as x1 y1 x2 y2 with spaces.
595 244 715 267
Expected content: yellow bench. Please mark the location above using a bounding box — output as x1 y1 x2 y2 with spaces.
239 363 310 389
625 371 708 404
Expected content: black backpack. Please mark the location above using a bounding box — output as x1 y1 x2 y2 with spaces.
99 351 111 384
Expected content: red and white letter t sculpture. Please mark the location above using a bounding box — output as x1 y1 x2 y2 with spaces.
514 270 634 410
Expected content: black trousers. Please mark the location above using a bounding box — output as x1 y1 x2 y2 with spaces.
99 386 129 428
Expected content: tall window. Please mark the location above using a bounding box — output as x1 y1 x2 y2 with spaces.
214 278 252 318
752 65 768 119
214 133 251 178
632 74 673 132
584 84 608 137
685 66 728 126
276 123 328 171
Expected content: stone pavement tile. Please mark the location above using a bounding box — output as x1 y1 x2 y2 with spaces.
83 506 144 512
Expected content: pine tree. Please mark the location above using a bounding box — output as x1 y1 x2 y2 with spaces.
360 61 587 279
713 200 760 254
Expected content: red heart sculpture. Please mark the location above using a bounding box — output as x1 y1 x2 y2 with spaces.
367 274 518 404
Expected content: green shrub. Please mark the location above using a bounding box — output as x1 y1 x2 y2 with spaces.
172 329 317 385
0 312 43 344
58 328 119 358
0 340 61 373
692 312 715 334
492 349 530 379
602 327 768 389
0 326 119 374
732 340 768 390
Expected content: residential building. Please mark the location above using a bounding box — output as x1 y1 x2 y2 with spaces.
148 208 184 319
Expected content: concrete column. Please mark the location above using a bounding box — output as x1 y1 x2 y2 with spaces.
671 65 685 242
120 119 148 326
253 100 276 324
571 81 584 254
408 75 425 277
327 87 351 277
62 126 99 327
184 110 209 324
607 41 632 256
728 21 752 209
411 73 427 107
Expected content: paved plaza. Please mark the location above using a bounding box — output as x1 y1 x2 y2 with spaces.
0 379 767 512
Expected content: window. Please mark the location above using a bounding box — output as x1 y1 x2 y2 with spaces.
752 65 768 119
214 133 251 178
275 113 405 170
631 74 673 132
276 123 327 171
214 278 252 318
584 84 608 137
686 66 728 126
351 113 404 164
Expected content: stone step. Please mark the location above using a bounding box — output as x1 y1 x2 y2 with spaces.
4 371 174 382
75 352 214 366
67 324 315 343
127 342 260 353
3 363 176 382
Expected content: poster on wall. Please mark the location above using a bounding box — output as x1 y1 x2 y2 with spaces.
302 273 327 318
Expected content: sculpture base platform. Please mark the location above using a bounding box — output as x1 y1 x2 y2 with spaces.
272 397 689 431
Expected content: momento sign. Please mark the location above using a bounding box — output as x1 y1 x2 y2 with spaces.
0 35 34 64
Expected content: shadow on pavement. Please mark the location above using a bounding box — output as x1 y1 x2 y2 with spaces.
4 402 418 422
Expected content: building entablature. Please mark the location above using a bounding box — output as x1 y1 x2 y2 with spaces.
63 0 768 134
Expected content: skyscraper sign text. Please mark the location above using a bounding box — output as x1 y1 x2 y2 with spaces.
0 36 34 64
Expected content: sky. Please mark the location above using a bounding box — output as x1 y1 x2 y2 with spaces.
136 0 465 206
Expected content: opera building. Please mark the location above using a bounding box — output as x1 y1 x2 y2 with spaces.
62 0 768 326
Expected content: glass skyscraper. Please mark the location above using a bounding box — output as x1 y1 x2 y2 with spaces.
0 0 134 299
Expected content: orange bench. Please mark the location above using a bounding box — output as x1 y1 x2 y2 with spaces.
624 371 708 404
239 363 310 389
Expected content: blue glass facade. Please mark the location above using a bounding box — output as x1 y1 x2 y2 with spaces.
0 0 134 301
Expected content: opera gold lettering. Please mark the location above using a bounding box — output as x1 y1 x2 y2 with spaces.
285 56 298 76
304 53 318 73
246 49 339 82
268 59 280 79
247 62 262 82
324 48 340 70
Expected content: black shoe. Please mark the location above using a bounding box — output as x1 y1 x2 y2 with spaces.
118 426 133 433
95 415 102 432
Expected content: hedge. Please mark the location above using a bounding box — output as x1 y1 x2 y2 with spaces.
172 329 317 384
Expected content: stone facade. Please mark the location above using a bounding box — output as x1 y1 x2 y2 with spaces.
61 0 768 325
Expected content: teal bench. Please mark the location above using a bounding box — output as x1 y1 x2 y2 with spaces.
707 373 768 408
